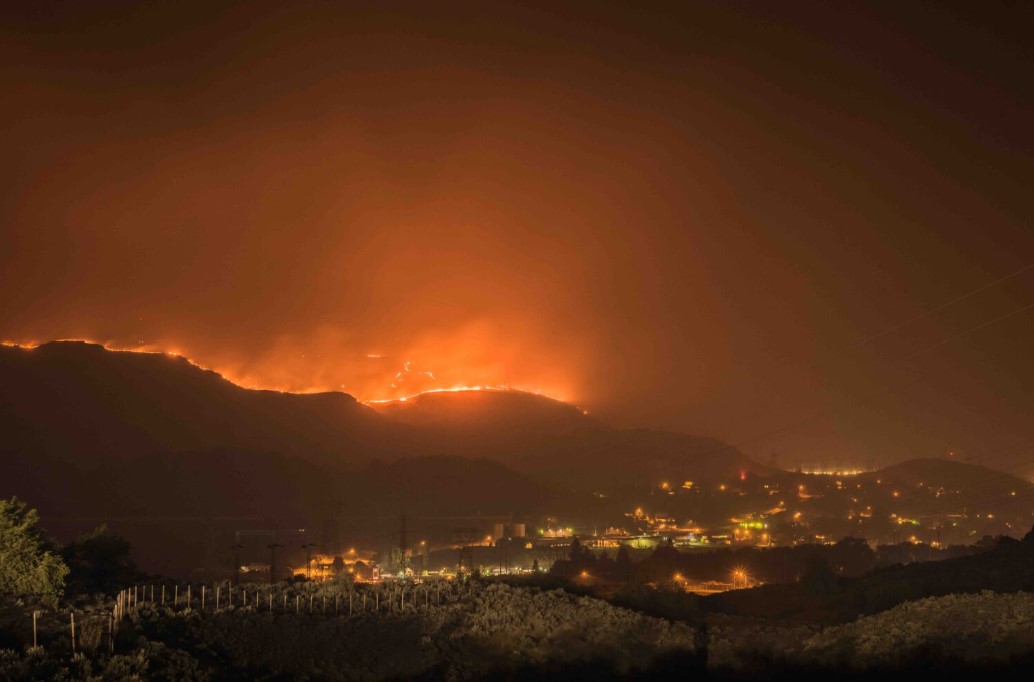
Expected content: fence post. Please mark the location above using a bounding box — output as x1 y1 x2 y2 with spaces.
201 585 206 611
31 610 38 649
216 585 220 611
161 584 166 605
187 585 191 611
70 612 76 656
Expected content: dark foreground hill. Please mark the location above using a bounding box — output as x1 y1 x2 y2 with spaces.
857 458 1033 511
0 341 761 511
0 341 400 470
704 526 1034 624
369 388 594 439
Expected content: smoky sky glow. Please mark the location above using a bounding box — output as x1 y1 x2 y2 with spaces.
2 1 1034 476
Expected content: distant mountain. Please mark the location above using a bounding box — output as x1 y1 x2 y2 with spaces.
0 341 762 527
348 456 551 516
0 341 400 470
705 526 1034 624
369 389 594 439
372 389 762 488
508 428 759 492
3 447 550 520
865 458 1027 489
859 458 1034 512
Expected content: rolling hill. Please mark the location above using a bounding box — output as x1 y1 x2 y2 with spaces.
0 341 762 515
0 341 400 470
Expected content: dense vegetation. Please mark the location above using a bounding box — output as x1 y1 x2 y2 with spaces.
0 581 700 680
2 581 1032 680
0 498 68 606
2 497 1034 679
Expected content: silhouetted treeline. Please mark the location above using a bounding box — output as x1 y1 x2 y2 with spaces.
703 527 1034 623
550 536 990 586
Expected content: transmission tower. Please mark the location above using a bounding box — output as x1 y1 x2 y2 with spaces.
301 542 317 580
452 527 479 575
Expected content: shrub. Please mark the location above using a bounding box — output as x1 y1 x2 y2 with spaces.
0 498 68 606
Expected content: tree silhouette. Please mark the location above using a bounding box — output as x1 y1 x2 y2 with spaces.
615 545 633 582
801 554 838 596
61 524 141 596
0 497 68 605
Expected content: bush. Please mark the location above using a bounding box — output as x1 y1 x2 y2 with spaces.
0 498 68 606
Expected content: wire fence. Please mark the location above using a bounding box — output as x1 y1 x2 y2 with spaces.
15 578 475 655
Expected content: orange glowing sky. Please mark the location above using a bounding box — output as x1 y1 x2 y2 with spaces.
2 1 1034 474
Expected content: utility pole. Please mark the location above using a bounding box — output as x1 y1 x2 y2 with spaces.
231 544 245 587
400 514 408 575
267 543 283 585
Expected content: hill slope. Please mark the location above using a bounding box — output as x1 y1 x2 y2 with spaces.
0 341 762 519
0 341 398 470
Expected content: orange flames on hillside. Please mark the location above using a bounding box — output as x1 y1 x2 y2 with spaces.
366 384 571 405
1 338 575 406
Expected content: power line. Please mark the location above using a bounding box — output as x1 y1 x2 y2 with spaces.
723 260 1034 436
893 301 1034 364
853 262 1034 349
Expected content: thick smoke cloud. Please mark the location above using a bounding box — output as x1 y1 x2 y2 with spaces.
2 2 1033 475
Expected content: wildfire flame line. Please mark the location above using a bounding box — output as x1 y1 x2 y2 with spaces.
365 385 561 404
1 338 579 408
